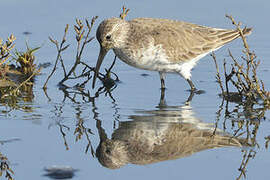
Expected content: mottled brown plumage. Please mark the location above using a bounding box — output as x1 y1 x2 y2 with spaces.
123 18 249 62
93 17 252 90
96 105 249 169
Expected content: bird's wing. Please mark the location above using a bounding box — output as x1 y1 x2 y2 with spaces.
129 18 245 62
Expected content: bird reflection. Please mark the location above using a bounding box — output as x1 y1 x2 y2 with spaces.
96 103 248 169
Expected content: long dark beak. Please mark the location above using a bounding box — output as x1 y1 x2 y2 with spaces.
92 46 108 88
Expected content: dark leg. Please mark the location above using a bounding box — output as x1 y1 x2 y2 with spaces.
187 79 206 95
158 87 167 108
159 72 166 90
185 90 195 104
187 79 197 91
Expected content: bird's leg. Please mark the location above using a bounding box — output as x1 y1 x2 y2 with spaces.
185 90 195 104
159 72 166 90
187 79 197 91
158 87 167 107
156 72 167 108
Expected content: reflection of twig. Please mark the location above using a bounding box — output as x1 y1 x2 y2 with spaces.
58 79 117 105
74 118 95 157
211 16 269 179
49 105 71 150
213 97 225 135
58 122 70 151
0 152 14 180
214 99 261 180
74 106 95 157
265 136 270 149
43 88 51 101
0 138 21 145
95 85 117 102
222 104 261 147
236 149 256 180
61 87 94 104
214 87 263 180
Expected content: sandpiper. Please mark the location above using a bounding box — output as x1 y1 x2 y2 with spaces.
96 104 248 169
92 17 252 91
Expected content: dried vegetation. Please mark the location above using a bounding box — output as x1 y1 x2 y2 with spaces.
43 7 130 102
0 152 14 180
212 15 270 180
0 35 40 112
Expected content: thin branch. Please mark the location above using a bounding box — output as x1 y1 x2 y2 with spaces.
43 24 69 89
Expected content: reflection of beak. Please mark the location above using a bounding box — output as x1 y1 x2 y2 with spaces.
92 46 108 88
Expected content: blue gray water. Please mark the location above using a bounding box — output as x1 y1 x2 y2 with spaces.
1 0 270 179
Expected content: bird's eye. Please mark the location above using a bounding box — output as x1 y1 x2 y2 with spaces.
105 149 111 154
106 35 111 40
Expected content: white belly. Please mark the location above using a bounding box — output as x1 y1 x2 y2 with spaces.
113 44 177 72
113 44 212 80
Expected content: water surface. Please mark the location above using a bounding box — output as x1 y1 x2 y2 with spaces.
0 0 270 179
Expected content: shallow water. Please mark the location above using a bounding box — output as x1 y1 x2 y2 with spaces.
1 0 270 179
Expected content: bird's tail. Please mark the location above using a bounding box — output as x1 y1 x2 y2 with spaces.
216 27 253 48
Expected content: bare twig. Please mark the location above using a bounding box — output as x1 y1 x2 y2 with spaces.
212 15 269 105
119 6 130 20
236 150 256 180
43 24 69 89
211 52 225 94
59 17 98 85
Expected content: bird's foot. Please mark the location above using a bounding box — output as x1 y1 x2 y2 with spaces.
160 87 167 91
185 88 206 104
194 89 206 94
188 88 205 94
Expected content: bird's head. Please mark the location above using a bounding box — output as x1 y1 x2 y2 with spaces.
96 139 129 169
92 18 129 88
